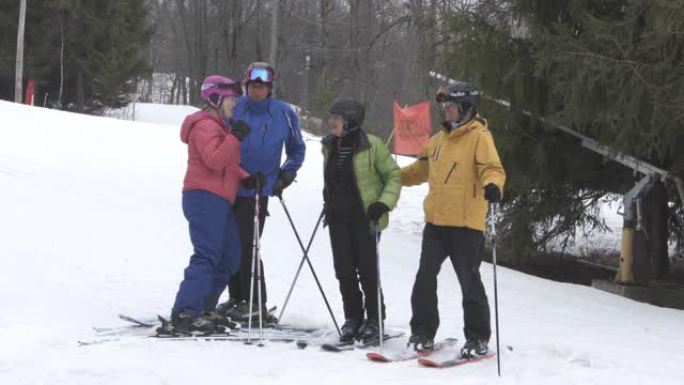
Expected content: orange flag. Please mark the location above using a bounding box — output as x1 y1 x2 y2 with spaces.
393 100 432 156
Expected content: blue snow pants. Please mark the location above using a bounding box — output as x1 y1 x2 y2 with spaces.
172 190 241 317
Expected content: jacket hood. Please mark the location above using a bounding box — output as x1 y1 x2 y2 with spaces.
181 111 222 143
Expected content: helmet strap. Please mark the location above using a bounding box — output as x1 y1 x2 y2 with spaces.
209 93 222 109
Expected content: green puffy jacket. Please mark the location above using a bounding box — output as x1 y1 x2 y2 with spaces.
322 131 402 230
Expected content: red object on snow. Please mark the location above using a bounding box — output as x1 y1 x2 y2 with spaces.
24 79 35 105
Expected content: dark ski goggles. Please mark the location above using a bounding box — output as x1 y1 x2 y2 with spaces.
217 82 243 96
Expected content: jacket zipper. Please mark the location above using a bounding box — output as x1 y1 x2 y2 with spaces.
261 123 267 145
444 162 456 184
221 128 228 187
351 153 367 217
432 145 442 162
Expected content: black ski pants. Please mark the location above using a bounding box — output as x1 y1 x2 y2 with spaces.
228 196 269 305
410 223 491 342
328 211 385 323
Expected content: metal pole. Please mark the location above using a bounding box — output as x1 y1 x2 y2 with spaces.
256 193 264 346
276 205 323 322
246 195 257 344
374 223 383 350
247 179 264 346
276 200 341 335
489 203 501 377
15 0 27 103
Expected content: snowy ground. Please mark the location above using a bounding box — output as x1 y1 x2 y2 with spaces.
105 102 199 126
1 101 683 384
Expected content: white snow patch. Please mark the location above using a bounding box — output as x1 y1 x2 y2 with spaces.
1 101 683 384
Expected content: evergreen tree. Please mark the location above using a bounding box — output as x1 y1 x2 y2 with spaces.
0 0 152 112
442 0 684 274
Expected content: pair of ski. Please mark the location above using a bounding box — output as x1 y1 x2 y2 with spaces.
366 338 495 368
82 312 322 346
298 331 404 352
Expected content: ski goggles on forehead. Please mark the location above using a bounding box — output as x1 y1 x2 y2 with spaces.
247 68 273 83
202 82 243 96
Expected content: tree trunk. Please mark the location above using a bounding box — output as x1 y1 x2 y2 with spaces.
256 0 263 60
58 13 65 108
269 0 278 65
15 0 27 103
76 66 85 110
169 74 178 104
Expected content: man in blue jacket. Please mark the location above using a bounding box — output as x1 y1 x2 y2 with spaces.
219 62 306 321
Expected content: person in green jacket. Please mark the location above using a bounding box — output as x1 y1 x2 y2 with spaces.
321 98 401 345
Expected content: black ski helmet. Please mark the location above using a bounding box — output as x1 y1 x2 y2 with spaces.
436 81 481 112
329 98 365 130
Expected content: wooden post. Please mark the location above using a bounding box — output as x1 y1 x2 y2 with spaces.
615 226 635 284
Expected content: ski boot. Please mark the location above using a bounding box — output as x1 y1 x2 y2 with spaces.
225 301 272 324
216 297 240 317
339 318 362 344
169 312 219 336
204 310 240 330
358 319 383 345
407 333 434 352
460 339 488 358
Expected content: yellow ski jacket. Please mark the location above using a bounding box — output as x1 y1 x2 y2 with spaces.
401 117 506 231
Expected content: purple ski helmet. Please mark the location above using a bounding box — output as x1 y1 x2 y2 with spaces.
200 75 243 109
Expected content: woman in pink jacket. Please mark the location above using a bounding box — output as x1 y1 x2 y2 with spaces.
161 75 258 335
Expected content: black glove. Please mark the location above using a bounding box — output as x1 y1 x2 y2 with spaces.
241 172 266 191
484 183 501 202
229 119 251 142
272 170 295 198
367 201 390 222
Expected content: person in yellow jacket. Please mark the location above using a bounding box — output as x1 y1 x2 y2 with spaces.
402 81 506 358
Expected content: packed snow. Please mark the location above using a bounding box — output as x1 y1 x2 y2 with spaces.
1 101 682 384
105 102 199 126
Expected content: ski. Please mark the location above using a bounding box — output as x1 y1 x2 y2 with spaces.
83 310 325 347
320 340 355 352
366 338 459 363
92 315 157 334
119 314 156 327
80 329 323 347
152 334 300 343
319 332 405 352
418 352 496 368
111 308 315 334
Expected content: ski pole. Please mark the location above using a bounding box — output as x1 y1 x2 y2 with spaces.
276 204 323 323
489 202 501 376
247 177 264 346
373 222 383 351
256 192 264 347
276 201 341 336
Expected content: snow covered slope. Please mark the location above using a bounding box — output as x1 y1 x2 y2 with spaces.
1 101 682 385
106 102 199 125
